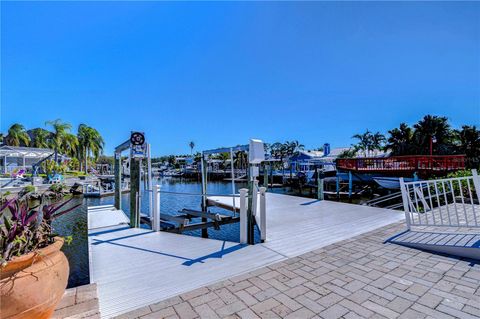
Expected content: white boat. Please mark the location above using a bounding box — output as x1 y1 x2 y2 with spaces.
373 177 416 189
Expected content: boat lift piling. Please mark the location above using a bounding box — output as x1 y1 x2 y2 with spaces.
315 166 324 201
114 132 151 228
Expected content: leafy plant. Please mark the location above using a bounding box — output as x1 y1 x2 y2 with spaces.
49 183 68 194
42 159 68 176
23 185 36 194
444 170 477 200
0 197 80 265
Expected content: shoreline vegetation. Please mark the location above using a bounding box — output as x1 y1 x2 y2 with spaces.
151 114 479 170
1 114 478 179
0 119 104 174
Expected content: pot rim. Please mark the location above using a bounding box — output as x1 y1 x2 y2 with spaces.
2 237 64 267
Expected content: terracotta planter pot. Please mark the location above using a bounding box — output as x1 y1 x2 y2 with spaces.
1 237 69 319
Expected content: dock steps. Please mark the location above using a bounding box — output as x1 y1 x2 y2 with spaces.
387 230 480 261
87 205 130 230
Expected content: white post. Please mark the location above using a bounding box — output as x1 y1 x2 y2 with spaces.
399 177 411 229
230 148 236 214
201 155 207 210
259 187 266 242
153 184 161 231
147 144 153 218
239 188 248 244
472 169 480 204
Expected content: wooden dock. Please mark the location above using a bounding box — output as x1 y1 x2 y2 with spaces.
88 193 404 318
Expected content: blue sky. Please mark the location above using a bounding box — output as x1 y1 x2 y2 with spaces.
1 1 479 156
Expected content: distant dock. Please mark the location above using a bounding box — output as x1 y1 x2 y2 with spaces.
87 193 404 318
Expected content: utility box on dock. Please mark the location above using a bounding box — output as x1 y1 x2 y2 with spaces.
249 139 265 164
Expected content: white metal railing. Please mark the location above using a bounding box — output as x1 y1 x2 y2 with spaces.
400 169 480 229
151 184 267 244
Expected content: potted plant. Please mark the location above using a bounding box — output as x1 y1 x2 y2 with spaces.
0 197 80 319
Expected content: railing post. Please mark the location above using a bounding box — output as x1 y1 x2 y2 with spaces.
472 169 480 204
153 185 161 231
399 177 411 230
259 187 267 243
239 188 248 244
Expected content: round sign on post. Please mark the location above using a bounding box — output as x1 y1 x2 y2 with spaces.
130 132 146 159
130 132 145 146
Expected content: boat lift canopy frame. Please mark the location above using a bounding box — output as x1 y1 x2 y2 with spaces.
114 134 153 228
201 144 249 215
200 140 265 244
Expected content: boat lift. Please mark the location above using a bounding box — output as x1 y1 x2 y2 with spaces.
113 132 153 228
147 139 267 245
112 135 267 245
201 139 266 244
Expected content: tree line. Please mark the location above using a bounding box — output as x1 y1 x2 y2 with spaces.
344 115 479 168
0 120 104 172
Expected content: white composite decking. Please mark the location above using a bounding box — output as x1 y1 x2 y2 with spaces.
88 193 404 318
208 193 405 257
88 205 130 230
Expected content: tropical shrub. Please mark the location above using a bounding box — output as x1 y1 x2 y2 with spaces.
42 159 57 177
67 158 80 171
49 183 68 194
22 185 36 194
0 197 80 265
42 160 68 176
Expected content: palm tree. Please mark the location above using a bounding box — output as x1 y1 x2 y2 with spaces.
385 123 414 155
45 119 72 154
77 124 104 173
413 115 454 155
456 125 480 169
287 140 305 156
29 128 51 148
270 142 288 176
0 133 4 145
189 141 195 155
352 130 373 156
5 123 30 146
62 133 79 158
371 132 386 155
337 146 359 159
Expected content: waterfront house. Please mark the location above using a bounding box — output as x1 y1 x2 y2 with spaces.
0 145 54 174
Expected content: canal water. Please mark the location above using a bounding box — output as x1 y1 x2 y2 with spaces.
57 178 301 288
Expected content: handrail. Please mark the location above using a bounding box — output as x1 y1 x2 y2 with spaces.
400 170 480 229
337 155 466 172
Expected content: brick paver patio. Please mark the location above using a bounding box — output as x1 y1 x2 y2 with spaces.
115 222 480 319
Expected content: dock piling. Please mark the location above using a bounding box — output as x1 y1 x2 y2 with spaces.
130 158 141 228
114 153 122 210
336 174 340 199
153 185 161 231
316 167 324 201
200 155 208 238
239 188 248 244
259 187 266 242
348 171 353 200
